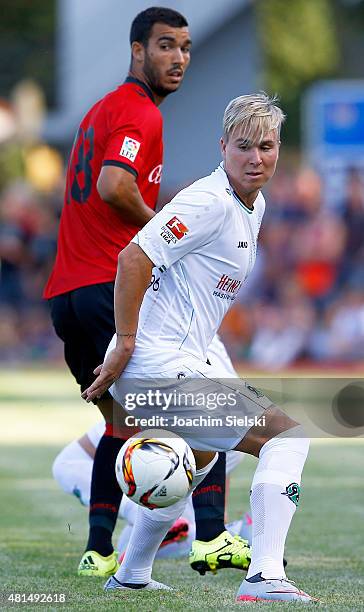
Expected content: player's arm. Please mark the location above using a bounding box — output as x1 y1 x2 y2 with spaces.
82 243 153 402
82 192 226 402
97 166 155 225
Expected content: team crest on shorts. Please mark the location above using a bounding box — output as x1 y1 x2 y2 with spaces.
160 216 189 244
119 136 141 161
281 482 301 506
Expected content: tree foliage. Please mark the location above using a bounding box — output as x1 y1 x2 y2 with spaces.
256 0 339 99
0 0 56 107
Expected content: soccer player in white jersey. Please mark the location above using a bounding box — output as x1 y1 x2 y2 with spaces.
82 93 316 603
53 334 250 559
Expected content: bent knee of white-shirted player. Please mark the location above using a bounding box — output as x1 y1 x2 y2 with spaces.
52 441 93 506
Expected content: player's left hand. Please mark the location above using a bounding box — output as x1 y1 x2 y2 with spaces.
81 347 130 402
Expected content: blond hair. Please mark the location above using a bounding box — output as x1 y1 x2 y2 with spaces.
223 93 285 143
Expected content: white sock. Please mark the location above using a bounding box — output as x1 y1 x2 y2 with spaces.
117 494 197 556
246 427 310 580
118 496 137 524
114 499 187 584
117 524 133 556
115 453 218 584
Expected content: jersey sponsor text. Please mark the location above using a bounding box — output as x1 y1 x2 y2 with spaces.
216 274 242 293
148 164 163 184
213 274 242 301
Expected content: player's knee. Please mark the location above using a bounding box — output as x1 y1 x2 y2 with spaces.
251 426 310 496
258 426 310 480
52 442 92 505
192 453 219 489
192 449 216 470
261 425 310 459
52 450 73 494
288 425 310 458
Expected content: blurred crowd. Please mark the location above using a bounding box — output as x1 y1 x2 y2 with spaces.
0 179 63 362
0 160 363 369
220 165 364 368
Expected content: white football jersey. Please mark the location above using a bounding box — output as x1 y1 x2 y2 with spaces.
207 333 237 377
122 164 265 372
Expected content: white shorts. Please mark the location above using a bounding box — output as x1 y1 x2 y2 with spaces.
110 356 273 452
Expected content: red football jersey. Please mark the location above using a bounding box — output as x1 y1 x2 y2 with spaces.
44 78 163 298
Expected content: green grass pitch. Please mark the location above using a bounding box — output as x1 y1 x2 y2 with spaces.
0 369 363 610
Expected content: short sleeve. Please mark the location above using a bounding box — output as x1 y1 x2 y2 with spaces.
102 111 147 178
131 188 226 270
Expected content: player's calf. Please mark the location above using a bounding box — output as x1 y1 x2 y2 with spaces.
235 415 312 600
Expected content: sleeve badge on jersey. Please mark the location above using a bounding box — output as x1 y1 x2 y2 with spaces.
166 217 189 240
160 216 189 245
119 136 141 162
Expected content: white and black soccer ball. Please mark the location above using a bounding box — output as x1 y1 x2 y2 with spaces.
115 429 196 509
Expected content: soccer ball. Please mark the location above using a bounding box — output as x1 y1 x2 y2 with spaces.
115 429 196 509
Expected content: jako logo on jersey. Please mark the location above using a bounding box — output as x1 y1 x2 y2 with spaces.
166 217 189 240
119 136 141 162
148 164 163 184
238 241 248 248
213 274 242 301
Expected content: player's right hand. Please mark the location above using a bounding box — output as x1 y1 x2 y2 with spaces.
81 346 131 402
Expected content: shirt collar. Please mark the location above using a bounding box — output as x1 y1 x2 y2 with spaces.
218 162 255 213
124 76 155 103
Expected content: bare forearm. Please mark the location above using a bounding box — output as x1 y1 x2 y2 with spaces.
81 243 153 402
97 166 156 226
103 181 155 225
114 243 153 348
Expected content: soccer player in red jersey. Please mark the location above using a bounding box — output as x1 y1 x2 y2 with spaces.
44 7 192 577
